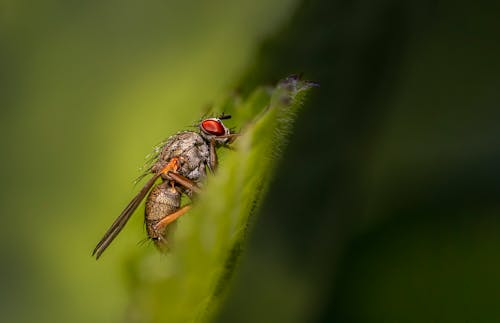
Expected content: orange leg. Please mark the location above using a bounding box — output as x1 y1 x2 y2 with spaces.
167 172 201 194
153 205 192 231
157 157 201 194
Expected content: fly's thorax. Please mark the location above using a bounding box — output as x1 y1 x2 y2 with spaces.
152 131 210 183
178 144 209 180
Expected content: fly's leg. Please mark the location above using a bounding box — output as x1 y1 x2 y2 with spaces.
157 157 202 195
153 205 192 232
208 134 240 172
167 172 201 195
150 203 192 252
221 133 240 144
208 138 218 173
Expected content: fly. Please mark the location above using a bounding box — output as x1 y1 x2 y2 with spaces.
92 114 237 259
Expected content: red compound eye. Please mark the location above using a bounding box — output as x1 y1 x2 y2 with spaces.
201 119 225 136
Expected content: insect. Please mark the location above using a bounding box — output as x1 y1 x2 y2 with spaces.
92 114 237 259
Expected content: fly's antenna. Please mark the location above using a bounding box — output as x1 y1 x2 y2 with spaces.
218 112 231 120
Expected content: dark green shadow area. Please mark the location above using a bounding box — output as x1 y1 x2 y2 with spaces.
216 1 500 322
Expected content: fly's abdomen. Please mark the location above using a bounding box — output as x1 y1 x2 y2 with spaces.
145 182 181 241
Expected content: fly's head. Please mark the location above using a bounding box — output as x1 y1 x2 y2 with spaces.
199 115 232 145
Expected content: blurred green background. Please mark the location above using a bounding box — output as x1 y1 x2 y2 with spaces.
1 0 500 323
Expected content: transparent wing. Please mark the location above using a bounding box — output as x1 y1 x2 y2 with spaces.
92 173 161 259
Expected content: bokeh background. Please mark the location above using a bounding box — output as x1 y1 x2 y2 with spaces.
1 0 500 322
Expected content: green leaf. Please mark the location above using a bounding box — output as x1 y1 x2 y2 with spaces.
124 76 317 323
